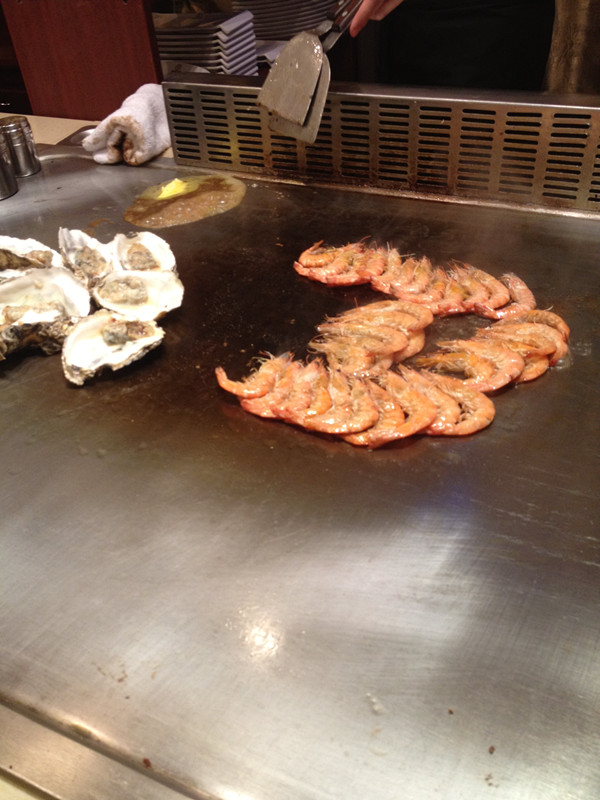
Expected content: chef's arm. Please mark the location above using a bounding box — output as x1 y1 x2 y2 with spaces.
349 0 406 36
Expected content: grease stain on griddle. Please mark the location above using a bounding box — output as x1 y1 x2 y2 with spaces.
124 174 247 229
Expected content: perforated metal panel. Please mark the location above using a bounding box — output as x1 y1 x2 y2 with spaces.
163 74 600 215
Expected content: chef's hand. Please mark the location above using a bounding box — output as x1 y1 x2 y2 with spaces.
349 0 405 37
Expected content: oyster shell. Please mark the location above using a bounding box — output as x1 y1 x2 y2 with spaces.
0 235 64 278
61 309 164 385
58 228 115 286
112 231 176 273
0 267 90 360
0 318 73 360
92 269 183 321
0 267 91 322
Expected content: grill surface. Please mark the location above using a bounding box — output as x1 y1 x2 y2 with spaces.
164 74 600 215
0 139 599 800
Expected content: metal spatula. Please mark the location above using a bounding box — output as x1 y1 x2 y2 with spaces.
257 0 362 143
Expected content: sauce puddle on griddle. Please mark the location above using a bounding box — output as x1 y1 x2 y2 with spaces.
124 174 247 228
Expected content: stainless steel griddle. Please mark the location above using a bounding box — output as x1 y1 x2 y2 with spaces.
0 139 599 800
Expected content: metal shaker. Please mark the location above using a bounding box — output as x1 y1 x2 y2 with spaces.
0 115 41 177
0 128 18 199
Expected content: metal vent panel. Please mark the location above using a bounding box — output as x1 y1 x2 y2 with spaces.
164 77 600 214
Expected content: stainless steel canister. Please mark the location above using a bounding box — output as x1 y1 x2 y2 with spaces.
0 129 19 199
0 115 41 177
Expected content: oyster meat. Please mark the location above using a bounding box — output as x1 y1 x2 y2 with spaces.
0 235 64 279
112 231 177 273
61 308 164 385
58 228 115 286
92 269 184 321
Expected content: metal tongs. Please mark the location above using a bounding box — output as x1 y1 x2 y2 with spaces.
257 0 362 144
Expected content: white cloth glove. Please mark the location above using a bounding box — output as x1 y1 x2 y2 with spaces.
81 84 172 166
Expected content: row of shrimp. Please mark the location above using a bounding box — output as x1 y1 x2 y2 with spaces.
413 309 570 390
294 239 536 320
307 296 569 390
216 297 518 448
215 350 497 448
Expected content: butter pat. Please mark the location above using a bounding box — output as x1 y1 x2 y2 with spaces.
157 178 189 200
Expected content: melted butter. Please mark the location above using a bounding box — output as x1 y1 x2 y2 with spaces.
157 178 189 200
123 174 246 229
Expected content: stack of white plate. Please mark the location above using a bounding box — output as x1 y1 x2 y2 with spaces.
255 39 287 70
154 11 258 76
230 0 331 41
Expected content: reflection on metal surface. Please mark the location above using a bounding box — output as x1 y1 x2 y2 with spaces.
244 619 281 660
220 791 257 800
233 604 283 661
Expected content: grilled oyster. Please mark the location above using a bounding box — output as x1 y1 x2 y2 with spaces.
0 267 91 359
61 309 164 385
92 269 184 321
0 235 64 279
0 267 91 321
112 231 177 273
58 228 115 287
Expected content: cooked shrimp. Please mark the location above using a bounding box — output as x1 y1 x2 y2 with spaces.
398 366 462 434
240 361 303 418
384 258 446 307
370 270 399 298
430 268 469 317
498 309 570 341
412 350 497 386
318 249 382 286
475 272 536 319
393 300 435 330
302 358 333 416
370 250 414 295
516 355 551 383
297 240 364 268
272 360 322 419
409 256 438 295
361 246 388 280
397 330 426 360
294 248 359 283
338 299 434 331
295 372 379 435
314 335 395 377
316 321 410 357
475 329 556 359
420 372 496 435
336 307 420 333
422 266 453 305
380 370 438 436
490 320 568 365
215 352 294 398
449 262 490 310
436 338 525 392
372 254 436 299
342 380 407 448
473 331 553 383
460 264 510 310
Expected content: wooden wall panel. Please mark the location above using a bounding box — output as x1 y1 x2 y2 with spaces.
0 0 162 119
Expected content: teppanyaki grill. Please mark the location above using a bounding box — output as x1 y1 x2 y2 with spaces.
1 79 599 800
